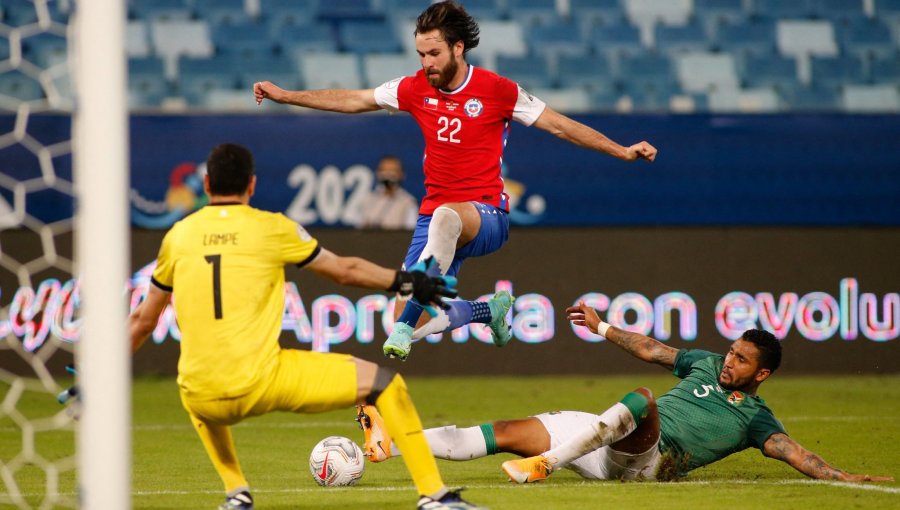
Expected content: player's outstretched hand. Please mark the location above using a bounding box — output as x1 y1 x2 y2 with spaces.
625 141 657 162
253 81 286 106
391 270 458 309
566 301 602 334
841 473 894 482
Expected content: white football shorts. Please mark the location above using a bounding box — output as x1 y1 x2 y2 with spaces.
534 410 661 480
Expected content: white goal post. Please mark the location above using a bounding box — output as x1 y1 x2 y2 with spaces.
73 0 130 509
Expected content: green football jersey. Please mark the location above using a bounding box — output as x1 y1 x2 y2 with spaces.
657 349 785 475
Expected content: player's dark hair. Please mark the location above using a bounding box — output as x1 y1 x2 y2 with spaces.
206 143 254 196
741 329 782 372
415 1 480 54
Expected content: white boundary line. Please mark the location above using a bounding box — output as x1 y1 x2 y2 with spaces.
18 479 900 499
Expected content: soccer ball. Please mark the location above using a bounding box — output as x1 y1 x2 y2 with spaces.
308 436 365 486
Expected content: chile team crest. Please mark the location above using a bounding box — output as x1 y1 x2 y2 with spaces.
464 98 483 117
727 391 745 406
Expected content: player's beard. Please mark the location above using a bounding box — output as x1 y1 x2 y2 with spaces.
426 57 458 90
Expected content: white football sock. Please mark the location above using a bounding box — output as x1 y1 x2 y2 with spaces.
390 425 488 461
418 206 462 275
542 403 637 469
411 306 451 339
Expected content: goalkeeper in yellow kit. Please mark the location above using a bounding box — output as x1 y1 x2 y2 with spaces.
128 143 485 510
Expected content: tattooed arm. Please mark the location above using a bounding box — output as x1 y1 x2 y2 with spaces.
566 301 678 370
762 433 894 481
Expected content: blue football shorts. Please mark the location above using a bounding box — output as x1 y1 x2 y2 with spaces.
402 202 509 277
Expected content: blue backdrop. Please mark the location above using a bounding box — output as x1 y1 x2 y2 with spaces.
3 113 898 227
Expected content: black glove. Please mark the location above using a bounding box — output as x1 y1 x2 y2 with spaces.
388 270 458 309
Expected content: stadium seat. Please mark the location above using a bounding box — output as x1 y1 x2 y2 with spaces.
741 54 800 91
528 87 593 113
22 33 67 68
339 21 403 54
708 87 782 112
151 20 215 80
654 22 712 54
316 0 383 23
363 54 415 88
236 54 302 91
299 53 363 89
624 0 693 48
836 18 896 59
776 20 838 57
128 0 193 23
446 0 506 22
590 89 625 111
871 54 900 84
749 0 813 19
676 53 740 93
194 0 251 27
589 24 645 59
619 52 677 89
508 0 561 27
177 55 240 106
126 21 152 58
557 55 615 93
810 55 867 91
781 83 839 110
278 23 339 55
128 57 170 108
693 0 747 36
201 89 259 111
0 70 43 102
496 55 554 90
874 0 900 25
261 0 317 29
810 0 867 23
622 79 680 111
715 18 778 56
212 20 277 58
624 0 693 26
842 84 900 112
382 0 432 21
527 23 589 63
467 21 528 71
569 0 625 27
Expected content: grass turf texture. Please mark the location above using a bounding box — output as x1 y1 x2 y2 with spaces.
2 375 898 509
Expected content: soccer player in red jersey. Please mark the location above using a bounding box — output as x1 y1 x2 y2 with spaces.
254 1 657 361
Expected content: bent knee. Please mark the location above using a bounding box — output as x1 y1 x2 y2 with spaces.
633 387 655 403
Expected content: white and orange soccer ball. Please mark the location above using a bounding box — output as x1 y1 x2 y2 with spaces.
308 436 366 486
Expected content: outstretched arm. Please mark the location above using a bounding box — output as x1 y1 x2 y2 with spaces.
253 81 381 113
566 301 677 370
762 433 894 481
532 106 657 162
129 284 170 354
305 249 456 307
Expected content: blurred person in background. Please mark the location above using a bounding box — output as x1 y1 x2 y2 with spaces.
355 155 418 230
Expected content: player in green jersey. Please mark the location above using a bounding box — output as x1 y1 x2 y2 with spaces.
356 301 893 483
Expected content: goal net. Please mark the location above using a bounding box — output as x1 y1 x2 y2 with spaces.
1 1 129 508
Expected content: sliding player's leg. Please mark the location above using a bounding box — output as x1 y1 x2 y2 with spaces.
503 388 659 483
362 414 550 463
355 359 485 508
385 202 512 360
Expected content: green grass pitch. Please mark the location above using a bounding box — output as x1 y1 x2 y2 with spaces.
2 375 898 509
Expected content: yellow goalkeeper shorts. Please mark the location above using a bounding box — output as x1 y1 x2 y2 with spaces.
180 349 358 425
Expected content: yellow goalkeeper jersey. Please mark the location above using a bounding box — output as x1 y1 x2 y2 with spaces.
151 203 320 399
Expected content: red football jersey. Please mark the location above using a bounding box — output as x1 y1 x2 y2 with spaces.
375 65 546 214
